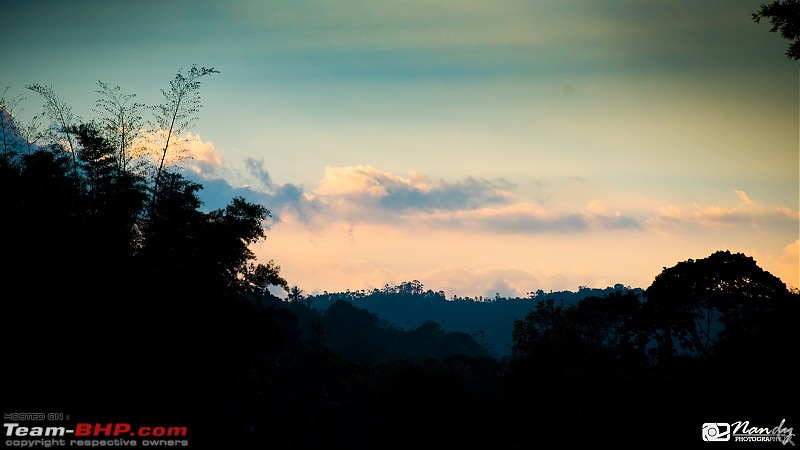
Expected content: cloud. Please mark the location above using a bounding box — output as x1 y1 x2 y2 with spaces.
187 175 320 228
244 156 275 190
647 189 799 233
315 165 514 211
417 266 552 300
259 173 790 298
310 165 641 234
411 202 640 234
178 147 319 226
188 159 800 242
780 240 799 288
769 240 800 290
183 132 224 177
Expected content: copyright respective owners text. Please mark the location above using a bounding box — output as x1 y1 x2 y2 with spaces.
4 412 190 448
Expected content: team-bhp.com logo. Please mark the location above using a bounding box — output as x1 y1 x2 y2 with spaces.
4 421 190 448
702 420 795 445
5 422 188 437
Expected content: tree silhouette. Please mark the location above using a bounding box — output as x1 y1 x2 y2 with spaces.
73 122 147 259
289 285 305 302
571 290 647 366
3 72 294 421
94 81 146 173
642 250 790 362
0 86 24 159
753 0 800 60
149 65 219 218
25 83 79 176
16 112 44 155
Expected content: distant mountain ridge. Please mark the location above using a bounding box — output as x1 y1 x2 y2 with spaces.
300 283 644 358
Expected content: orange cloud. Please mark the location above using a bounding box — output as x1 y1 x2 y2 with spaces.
309 165 639 233
182 132 224 177
648 189 798 233
316 165 420 196
771 240 799 290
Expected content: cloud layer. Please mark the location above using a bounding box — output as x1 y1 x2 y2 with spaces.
175 134 798 296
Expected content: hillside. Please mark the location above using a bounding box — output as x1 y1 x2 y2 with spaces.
300 283 645 358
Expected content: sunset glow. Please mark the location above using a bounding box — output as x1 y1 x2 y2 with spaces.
5 0 798 297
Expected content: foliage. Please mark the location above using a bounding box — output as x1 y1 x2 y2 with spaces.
1 86 25 158
93 81 146 172
3 69 288 414
753 0 800 60
305 282 643 358
510 250 795 376
25 83 79 175
511 291 647 377
149 65 219 214
642 250 790 361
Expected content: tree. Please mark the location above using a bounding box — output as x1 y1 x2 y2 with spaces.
25 83 79 176
149 65 219 216
571 290 647 366
244 259 289 299
0 87 24 159
16 112 44 156
511 291 652 372
289 285 305 302
73 122 148 258
94 81 146 173
752 0 800 60
324 300 384 364
642 250 790 362
510 298 583 376
5 69 298 435
202 197 289 297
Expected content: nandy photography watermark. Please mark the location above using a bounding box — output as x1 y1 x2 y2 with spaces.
702 420 795 445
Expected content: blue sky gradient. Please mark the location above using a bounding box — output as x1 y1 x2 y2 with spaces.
4 0 798 297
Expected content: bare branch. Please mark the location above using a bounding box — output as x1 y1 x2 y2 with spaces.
94 81 146 173
25 83 80 175
148 65 219 217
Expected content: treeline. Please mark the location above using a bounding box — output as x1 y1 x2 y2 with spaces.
3 73 799 448
280 298 493 364
309 279 636 303
302 282 644 357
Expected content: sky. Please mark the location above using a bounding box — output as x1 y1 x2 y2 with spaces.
4 0 799 298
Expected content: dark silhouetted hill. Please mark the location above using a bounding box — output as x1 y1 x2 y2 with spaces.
300 282 644 358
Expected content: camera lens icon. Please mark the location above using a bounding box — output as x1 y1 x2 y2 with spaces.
702 423 730 441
